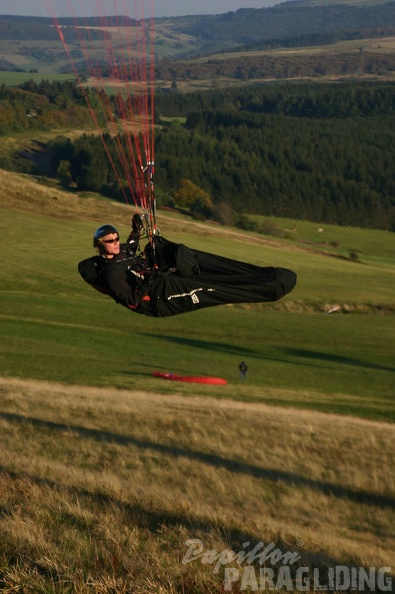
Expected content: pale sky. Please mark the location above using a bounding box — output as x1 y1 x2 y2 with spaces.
0 0 281 19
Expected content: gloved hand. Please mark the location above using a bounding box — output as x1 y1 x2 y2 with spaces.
127 230 140 253
132 213 143 232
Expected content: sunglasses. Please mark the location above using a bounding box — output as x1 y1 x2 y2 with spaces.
102 237 120 244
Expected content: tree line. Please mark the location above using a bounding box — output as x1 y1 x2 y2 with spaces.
183 2 395 46
154 51 395 83
0 16 109 42
0 80 100 134
0 79 394 230
154 82 395 119
242 27 395 53
153 83 394 230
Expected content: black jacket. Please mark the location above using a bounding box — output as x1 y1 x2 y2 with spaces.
78 238 297 318
78 245 152 314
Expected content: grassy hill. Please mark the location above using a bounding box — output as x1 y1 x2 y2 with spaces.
1 167 394 416
0 168 394 592
1 377 394 593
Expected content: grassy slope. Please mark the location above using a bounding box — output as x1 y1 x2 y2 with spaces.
0 378 394 593
0 168 394 592
0 168 394 420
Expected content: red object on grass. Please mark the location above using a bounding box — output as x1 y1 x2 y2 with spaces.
152 372 227 385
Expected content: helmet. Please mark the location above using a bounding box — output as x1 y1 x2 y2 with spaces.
93 224 119 248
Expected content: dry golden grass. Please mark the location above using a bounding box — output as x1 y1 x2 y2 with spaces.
0 168 129 223
0 168 296 251
0 377 394 592
198 37 395 62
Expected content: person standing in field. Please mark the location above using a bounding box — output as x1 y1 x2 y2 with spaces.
239 361 248 381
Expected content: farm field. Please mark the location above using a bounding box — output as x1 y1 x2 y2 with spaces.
193 36 395 63
0 70 74 86
2 28 395 92
0 168 394 592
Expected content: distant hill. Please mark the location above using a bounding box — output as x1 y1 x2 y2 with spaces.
176 0 395 50
1 1 395 86
1 1 395 57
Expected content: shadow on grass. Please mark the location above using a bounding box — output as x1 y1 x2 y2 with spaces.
0 465 357 583
2 411 394 511
283 348 395 373
142 333 260 358
145 334 394 374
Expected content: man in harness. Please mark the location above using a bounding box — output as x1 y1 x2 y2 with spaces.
78 219 297 318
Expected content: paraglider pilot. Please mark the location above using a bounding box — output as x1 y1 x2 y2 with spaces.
78 219 297 319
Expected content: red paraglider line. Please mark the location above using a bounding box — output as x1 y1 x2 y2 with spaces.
44 0 155 214
45 2 133 206
80 2 146 207
95 1 148 204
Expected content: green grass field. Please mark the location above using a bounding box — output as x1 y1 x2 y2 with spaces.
0 174 394 421
1 169 394 593
0 71 75 87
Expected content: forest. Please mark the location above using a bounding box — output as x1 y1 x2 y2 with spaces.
154 49 395 83
182 1 395 46
0 79 394 231
0 16 108 42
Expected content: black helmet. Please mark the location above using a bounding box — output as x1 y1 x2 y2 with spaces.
93 224 118 248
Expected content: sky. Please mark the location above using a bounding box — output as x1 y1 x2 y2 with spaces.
0 0 281 19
